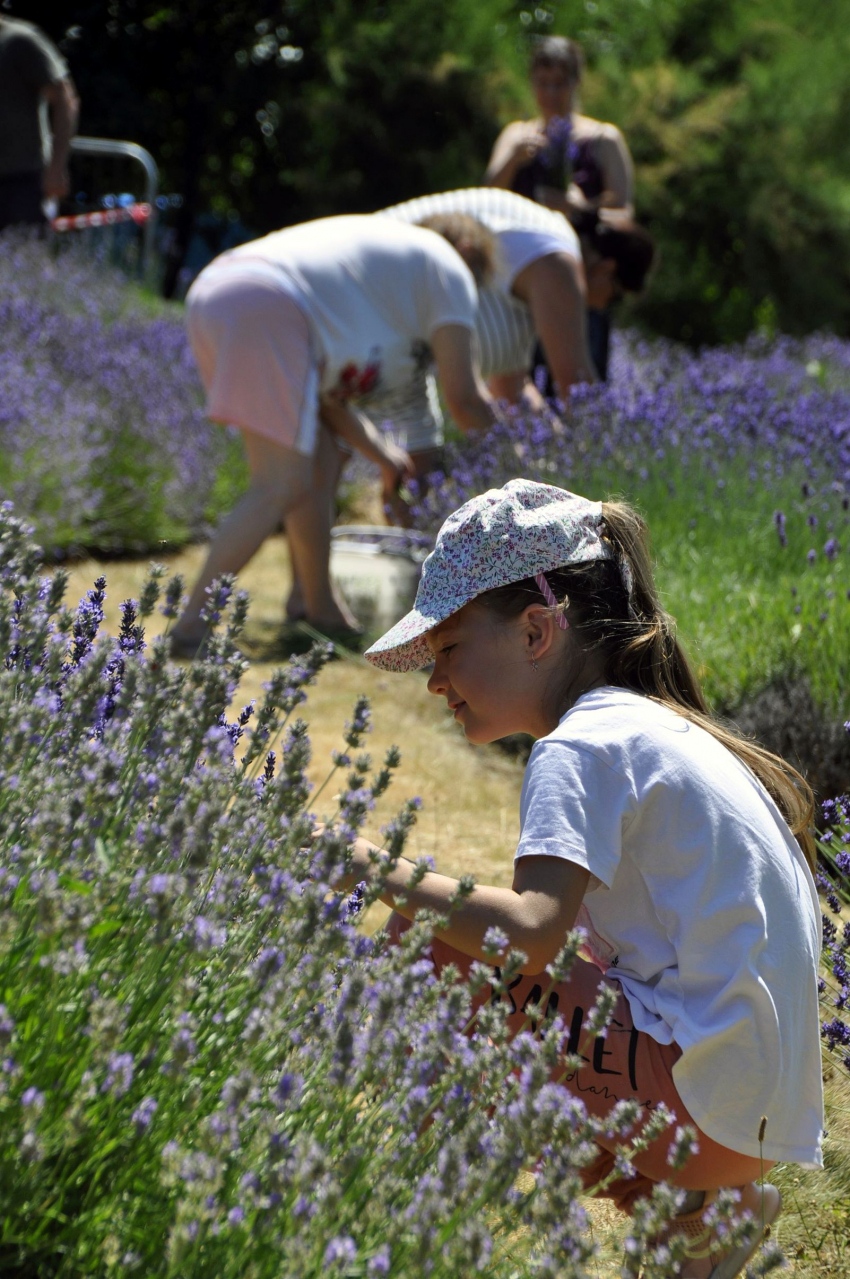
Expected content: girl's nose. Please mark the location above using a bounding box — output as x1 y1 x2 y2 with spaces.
426 661 447 697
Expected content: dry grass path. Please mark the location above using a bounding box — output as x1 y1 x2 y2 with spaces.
57 534 850 1276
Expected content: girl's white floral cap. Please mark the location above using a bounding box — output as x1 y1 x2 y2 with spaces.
365 478 612 672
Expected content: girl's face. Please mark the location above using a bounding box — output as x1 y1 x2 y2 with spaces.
426 602 552 744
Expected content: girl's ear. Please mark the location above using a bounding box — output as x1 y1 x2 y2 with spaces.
523 605 557 661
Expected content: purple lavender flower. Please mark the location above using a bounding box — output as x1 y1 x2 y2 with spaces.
667 1124 700 1169
541 114 575 189
773 510 787 546
0 1006 14 1044
200 575 234 626
161 574 185 619
367 1245 392 1275
21 1086 44 1112
274 1072 303 1107
252 946 284 987
131 1096 158 1131
102 1051 134 1097
192 916 226 951
822 1017 850 1051
482 926 510 958
324 1236 357 1267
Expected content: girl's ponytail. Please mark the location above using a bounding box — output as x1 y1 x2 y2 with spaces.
601 502 816 871
597 502 710 718
478 498 817 871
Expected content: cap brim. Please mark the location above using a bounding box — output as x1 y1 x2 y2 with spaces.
364 604 449 672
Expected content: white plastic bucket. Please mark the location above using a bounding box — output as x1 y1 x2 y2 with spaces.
329 525 432 632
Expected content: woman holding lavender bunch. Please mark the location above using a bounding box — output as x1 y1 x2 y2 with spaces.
486 35 635 379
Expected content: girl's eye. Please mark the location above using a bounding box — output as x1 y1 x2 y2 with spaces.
440 644 455 657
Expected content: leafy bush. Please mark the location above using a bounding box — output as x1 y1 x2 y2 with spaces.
730 678 850 803
1 501 729 1278
0 233 247 556
537 0 850 343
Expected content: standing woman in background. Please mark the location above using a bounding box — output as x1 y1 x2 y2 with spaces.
485 36 635 380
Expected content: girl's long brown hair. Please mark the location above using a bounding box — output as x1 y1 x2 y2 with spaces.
478 499 816 870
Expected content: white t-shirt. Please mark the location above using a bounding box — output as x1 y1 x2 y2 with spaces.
516 687 824 1168
228 215 477 402
384 188 580 378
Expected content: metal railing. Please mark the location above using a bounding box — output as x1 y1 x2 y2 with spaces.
65 136 160 274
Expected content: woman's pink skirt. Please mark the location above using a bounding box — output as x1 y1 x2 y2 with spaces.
186 261 320 456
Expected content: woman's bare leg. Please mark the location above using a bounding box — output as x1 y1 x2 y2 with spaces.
172 429 328 643
284 428 358 629
284 432 349 623
287 439 439 616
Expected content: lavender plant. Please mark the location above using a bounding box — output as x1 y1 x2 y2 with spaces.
0 500 740 1278
415 330 850 577
0 231 246 556
410 331 850 723
816 787 850 1079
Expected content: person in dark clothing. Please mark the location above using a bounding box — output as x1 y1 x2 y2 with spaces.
0 16 79 233
486 36 635 379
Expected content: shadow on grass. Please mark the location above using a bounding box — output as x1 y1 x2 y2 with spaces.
238 621 378 667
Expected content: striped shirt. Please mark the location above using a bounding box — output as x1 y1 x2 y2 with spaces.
384 188 579 377
359 189 579 449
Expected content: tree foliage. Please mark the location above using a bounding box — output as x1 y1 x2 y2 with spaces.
21 0 850 341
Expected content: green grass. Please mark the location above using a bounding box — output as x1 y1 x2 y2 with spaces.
573 458 850 719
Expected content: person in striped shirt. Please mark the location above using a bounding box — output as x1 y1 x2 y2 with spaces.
370 189 653 486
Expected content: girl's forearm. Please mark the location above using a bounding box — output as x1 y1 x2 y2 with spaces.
367 854 556 972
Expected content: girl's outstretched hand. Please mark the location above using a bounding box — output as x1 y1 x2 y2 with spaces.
312 824 382 893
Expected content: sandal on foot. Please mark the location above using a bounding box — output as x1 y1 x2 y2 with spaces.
649 1182 781 1279
293 620 365 656
168 633 206 661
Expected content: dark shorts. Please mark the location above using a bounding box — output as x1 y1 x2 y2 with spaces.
0 171 46 233
387 913 769 1211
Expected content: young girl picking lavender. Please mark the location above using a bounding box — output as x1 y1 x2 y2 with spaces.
354 479 823 1279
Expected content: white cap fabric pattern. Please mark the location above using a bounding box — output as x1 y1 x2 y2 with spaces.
365 479 612 672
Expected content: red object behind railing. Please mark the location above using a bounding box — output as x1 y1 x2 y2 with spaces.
51 202 152 233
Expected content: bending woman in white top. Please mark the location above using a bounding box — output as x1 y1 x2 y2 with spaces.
170 214 498 653
350 479 823 1278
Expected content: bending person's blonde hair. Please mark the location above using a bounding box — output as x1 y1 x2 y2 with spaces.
416 212 499 286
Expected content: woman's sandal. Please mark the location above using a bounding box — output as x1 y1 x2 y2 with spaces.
167 633 207 661
645 1182 782 1279
280 620 365 658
